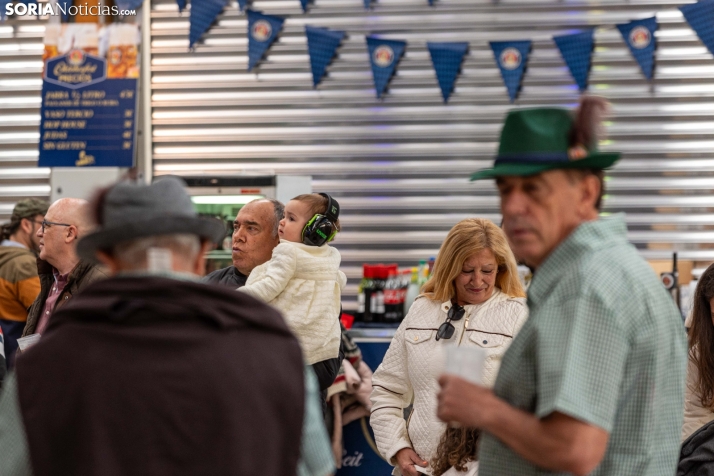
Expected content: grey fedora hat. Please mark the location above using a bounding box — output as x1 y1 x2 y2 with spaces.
77 176 226 263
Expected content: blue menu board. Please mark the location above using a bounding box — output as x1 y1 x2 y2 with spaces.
38 48 138 167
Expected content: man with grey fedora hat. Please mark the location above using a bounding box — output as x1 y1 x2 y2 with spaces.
0 177 333 476
437 96 687 475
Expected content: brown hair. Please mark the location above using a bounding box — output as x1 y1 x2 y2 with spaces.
689 263 714 409
421 218 525 302
431 427 479 476
291 193 341 232
564 169 606 211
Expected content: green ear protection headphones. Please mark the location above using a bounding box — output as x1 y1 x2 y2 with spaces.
302 193 340 247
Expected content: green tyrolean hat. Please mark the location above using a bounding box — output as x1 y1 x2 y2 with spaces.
470 104 620 181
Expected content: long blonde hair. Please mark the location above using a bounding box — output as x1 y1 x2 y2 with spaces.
422 218 525 301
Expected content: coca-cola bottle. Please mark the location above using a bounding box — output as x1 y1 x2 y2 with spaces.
384 266 400 323
362 265 375 323
371 264 386 323
355 264 369 322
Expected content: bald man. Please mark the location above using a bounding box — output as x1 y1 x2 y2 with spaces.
22 198 107 337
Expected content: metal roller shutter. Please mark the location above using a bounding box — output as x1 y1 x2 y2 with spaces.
0 16 51 220
149 0 714 309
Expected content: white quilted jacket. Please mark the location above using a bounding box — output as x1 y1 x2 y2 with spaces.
238 239 347 364
370 289 528 473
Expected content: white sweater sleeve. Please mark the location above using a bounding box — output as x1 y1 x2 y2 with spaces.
370 318 415 464
238 243 297 303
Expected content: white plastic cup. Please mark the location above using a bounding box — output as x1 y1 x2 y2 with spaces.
442 345 487 385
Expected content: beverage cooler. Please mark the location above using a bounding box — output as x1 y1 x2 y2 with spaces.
179 175 311 273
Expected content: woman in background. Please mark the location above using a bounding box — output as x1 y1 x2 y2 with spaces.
683 263 714 441
370 218 528 475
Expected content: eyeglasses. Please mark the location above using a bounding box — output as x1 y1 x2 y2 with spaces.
435 303 466 341
40 219 71 232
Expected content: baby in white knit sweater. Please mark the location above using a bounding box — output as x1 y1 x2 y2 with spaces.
238 193 346 364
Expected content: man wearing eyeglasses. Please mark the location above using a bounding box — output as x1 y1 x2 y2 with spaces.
0 198 48 371
21 198 107 338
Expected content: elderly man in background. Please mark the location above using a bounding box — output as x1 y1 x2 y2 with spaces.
203 198 343 396
0 199 48 369
0 177 334 476
21 198 106 337
437 97 687 475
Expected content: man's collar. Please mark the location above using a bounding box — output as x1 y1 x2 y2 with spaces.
1 239 26 249
52 267 70 282
233 266 249 277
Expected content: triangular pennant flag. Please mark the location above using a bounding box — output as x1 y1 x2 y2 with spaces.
189 0 226 49
58 0 72 21
428 0 435 5
1 0 11 20
681 0 714 58
176 0 186 13
490 40 531 102
306 26 345 87
366 36 406 99
247 10 284 71
553 30 595 92
364 0 373 10
237 0 248 11
427 42 468 102
300 0 312 12
617 17 657 80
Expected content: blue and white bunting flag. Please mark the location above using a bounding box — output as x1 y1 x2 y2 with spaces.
617 17 657 80
306 26 345 87
300 0 312 12
427 42 468 102
366 36 406 99
553 30 595 92
247 10 284 71
0 0 7 20
58 0 71 21
189 0 226 49
176 0 187 13
115 0 145 11
237 0 248 11
490 40 531 102
364 0 373 10
681 0 714 58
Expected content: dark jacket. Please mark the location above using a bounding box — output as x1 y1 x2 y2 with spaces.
202 264 247 288
203 264 342 391
679 419 714 476
15 276 305 476
22 258 107 336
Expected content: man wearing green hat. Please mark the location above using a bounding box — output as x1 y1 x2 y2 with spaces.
437 97 687 475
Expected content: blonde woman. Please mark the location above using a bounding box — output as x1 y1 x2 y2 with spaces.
370 218 528 476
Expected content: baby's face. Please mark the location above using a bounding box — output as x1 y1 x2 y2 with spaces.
279 200 314 243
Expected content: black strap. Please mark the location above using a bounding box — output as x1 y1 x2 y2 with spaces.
319 193 339 222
